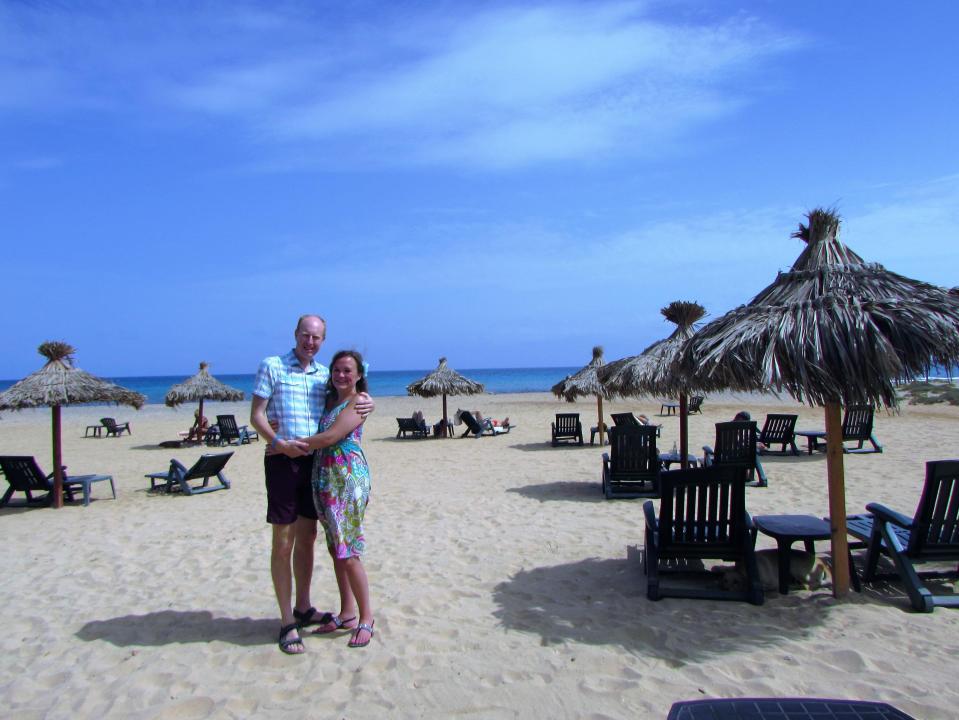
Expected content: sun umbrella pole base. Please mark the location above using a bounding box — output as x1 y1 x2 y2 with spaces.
597 395 604 445
52 404 64 509
825 401 851 598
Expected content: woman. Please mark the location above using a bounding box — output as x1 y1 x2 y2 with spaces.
299 350 374 648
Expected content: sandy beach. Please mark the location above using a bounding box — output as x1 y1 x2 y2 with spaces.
2 392 958 719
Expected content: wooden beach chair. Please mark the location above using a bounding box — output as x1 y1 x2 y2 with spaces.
602 425 660 499
846 459 959 612
703 420 767 487
100 417 131 437
757 413 800 455
145 452 234 495
0 456 115 507
644 464 763 604
396 417 430 438
551 413 583 446
213 415 259 445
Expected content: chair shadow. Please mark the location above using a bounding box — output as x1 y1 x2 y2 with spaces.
76 610 277 647
850 556 959 613
508 442 594 453
491 547 834 662
508 481 604 503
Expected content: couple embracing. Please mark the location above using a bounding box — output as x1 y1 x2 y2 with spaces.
250 314 375 655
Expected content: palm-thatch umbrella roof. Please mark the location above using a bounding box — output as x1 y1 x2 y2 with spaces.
0 341 146 508
165 362 244 442
407 357 485 438
682 208 959 596
552 346 607 444
599 301 707 467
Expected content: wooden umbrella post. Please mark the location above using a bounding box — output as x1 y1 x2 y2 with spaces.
52 404 64 509
597 395 605 445
679 392 689 469
825 401 851 597
442 393 449 439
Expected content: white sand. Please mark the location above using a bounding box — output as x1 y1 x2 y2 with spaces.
1 393 958 719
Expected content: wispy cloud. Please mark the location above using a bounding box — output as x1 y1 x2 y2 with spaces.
1 1 799 171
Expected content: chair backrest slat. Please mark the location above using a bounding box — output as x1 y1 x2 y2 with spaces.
611 412 640 428
608 426 658 473
712 421 758 466
555 413 580 432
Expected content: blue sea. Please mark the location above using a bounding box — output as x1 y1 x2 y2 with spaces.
0 367 580 406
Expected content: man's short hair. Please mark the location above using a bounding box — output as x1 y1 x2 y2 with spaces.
296 314 327 339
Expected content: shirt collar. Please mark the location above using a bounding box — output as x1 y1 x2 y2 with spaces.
283 349 321 375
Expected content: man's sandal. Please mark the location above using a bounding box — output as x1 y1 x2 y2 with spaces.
311 614 357 635
278 623 305 655
293 606 334 629
348 622 374 649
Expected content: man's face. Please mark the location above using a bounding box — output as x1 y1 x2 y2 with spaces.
294 317 325 363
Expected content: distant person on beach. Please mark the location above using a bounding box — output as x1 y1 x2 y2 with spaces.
185 409 208 442
299 349 375 649
250 314 374 655
733 410 767 451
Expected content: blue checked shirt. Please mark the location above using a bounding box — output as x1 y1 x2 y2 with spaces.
252 350 329 443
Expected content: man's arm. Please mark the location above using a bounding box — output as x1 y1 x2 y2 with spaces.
251 394 308 457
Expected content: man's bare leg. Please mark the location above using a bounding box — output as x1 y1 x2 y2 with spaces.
272 522 304 653
292 516 317 614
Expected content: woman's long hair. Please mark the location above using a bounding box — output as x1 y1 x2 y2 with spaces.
324 349 368 410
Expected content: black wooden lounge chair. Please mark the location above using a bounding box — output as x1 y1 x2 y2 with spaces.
703 420 768 487
846 459 959 612
396 417 430 438
0 456 115 507
100 417 131 437
687 395 705 414
213 415 259 445
460 411 512 438
602 426 660 499
551 413 583 446
797 405 883 454
757 413 799 455
644 464 762 604
145 452 234 495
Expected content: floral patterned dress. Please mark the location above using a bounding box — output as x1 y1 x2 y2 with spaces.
312 399 370 559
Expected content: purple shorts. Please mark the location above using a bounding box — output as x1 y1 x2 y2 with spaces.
264 454 318 524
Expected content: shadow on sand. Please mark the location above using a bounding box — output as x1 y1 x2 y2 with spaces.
491 547 841 662
508 480 604 503
77 610 276 647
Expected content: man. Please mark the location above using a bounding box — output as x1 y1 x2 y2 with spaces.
250 314 373 655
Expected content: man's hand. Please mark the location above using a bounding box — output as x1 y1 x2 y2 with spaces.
355 392 375 419
276 438 310 458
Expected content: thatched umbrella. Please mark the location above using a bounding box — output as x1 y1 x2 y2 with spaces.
0 341 146 508
407 357 485 438
552 346 607 445
165 361 245 442
600 301 706 468
682 208 959 596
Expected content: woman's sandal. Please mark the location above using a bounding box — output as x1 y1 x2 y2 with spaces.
293 607 334 629
311 614 357 635
278 623 305 655
348 621 374 649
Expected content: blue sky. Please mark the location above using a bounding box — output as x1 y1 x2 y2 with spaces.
2 0 957 378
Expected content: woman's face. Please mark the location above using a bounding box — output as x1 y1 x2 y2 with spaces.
331 355 360 393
